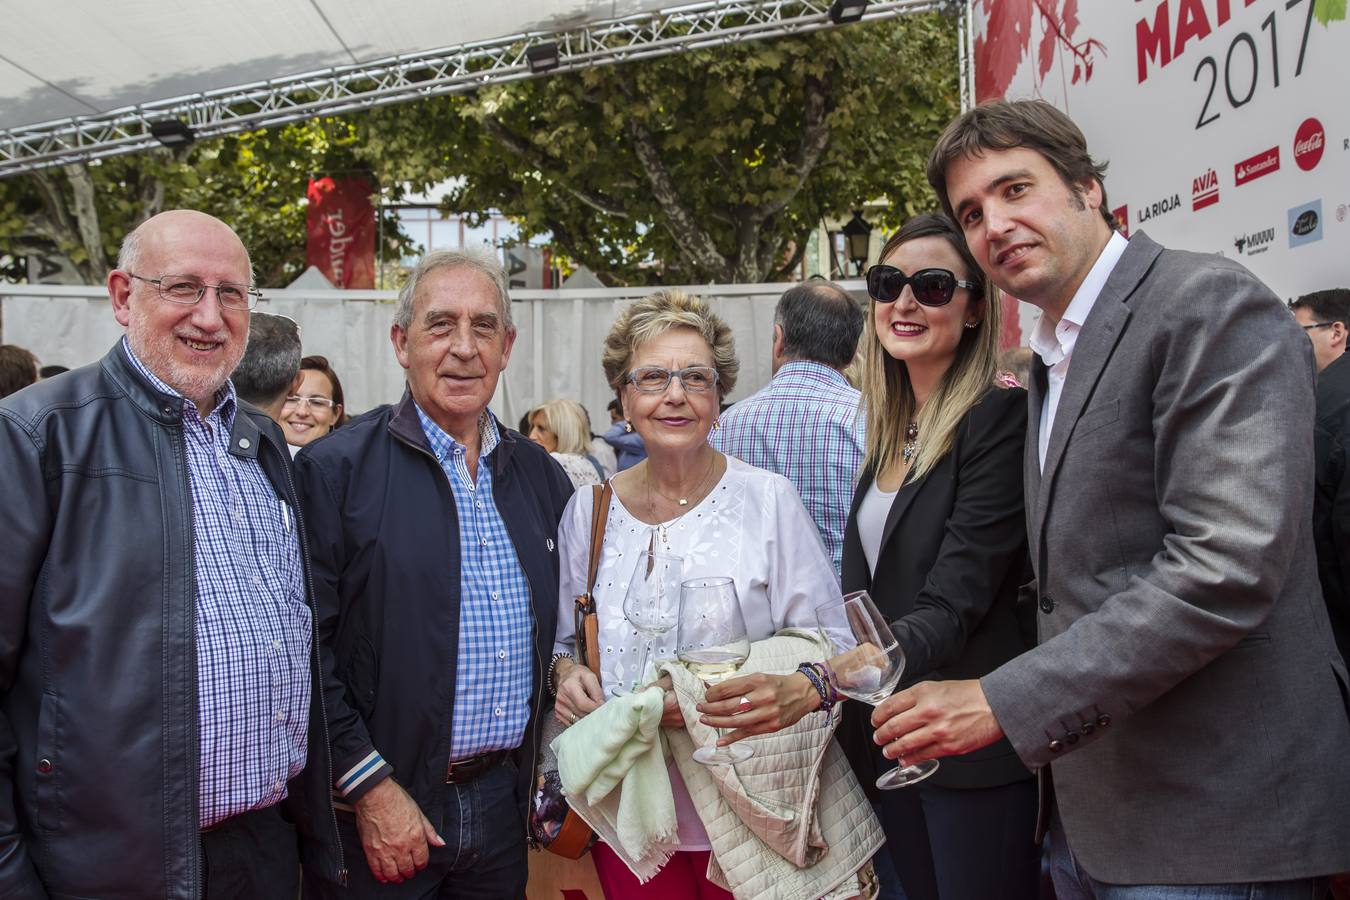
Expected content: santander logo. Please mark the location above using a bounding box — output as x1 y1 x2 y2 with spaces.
1294 118 1325 172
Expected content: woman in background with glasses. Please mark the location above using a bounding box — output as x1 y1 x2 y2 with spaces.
549 289 839 899
282 354 346 455
704 214 1038 900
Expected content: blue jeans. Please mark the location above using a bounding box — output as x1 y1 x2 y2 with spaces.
307 758 527 899
1047 810 1328 900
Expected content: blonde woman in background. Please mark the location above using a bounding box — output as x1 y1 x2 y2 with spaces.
528 397 603 489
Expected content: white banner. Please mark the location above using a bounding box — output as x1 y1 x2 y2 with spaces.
971 0 1349 301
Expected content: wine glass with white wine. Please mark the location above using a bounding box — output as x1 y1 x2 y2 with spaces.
815 590 939 789
676 576 753 765
615 550 683 695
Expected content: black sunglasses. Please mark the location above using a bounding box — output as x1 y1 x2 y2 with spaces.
865 265 979 307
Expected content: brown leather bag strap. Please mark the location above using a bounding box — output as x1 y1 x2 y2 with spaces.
585 481 612 596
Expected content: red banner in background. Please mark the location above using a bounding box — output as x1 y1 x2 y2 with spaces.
306 177 375 288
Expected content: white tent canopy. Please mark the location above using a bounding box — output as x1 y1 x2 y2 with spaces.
0 1 672 128
0 0 941 176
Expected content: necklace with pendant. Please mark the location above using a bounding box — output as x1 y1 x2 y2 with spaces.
647 453 718 544
902 422 919 464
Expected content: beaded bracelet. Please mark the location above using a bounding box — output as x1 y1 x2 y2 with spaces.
547 651 574 697
796 662 836 713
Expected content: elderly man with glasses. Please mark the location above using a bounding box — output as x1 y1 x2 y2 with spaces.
293 248 573 898
0 210 343 898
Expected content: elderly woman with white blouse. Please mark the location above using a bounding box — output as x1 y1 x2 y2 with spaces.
550 288 839 899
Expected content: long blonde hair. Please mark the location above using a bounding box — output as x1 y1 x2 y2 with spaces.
860 214 1002 483
528 398 592 455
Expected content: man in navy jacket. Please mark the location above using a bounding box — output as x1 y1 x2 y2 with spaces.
296 248 573 897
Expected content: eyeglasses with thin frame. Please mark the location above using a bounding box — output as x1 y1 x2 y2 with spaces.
865 264 979 308
1301 322 1336 332
627 365 720 394
283 395 337 412
128 273 261 311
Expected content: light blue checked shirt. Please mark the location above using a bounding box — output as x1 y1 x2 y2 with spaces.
122 339 311 828
416 404 534 760
712 360 864 580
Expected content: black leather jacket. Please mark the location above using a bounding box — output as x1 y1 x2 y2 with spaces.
0 344 343 899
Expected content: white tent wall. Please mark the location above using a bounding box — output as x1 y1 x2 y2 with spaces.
0 282 865 432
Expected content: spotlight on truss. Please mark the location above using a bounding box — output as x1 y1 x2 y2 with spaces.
827 0 869 24
526 42 561 73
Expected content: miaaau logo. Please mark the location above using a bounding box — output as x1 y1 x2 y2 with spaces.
1294 118 1325 172
1192 168 1219 211
1233 227 1275 256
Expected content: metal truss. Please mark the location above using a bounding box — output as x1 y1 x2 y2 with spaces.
0 0 949 179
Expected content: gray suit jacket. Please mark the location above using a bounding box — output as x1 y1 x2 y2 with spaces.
981 232 1350 884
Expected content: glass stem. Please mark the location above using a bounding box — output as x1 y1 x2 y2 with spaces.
634 638 653 691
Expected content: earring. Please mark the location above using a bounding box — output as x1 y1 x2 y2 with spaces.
964 321 979 329
712 419 721 431
623 421 633 433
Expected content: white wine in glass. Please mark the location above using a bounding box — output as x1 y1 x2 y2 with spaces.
816 590 939 789
677 576 753 765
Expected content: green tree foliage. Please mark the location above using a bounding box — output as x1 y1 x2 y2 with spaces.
357 14 958 283
0 14 957 286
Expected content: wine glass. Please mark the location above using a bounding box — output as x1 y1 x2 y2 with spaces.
815 590 939 789
615 550 683 694
676 576 754 765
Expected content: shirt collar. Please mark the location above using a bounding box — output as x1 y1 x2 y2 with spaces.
774 359 851 387
120 336 236 424
1028 230 1130 365
414 403 499 463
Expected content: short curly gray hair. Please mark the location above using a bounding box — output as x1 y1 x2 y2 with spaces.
394 248 513 332
601 289 738 400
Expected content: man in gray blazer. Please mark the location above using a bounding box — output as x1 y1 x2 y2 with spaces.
871 99 1350 898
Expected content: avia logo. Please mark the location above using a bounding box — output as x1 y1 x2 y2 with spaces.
1233 227 1275 256
1192 168 1220 211
1294 118 1325 171
1137 193 1181 223
1288 200 1323 248
1235 146 1280 186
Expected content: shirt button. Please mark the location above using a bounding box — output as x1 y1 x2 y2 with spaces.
476 501 483 509
271 640 282 651
497 649 506 660
491 591 499 601
275 710 287 722
493 707 503 717
480 538 488 546
252 576 262 586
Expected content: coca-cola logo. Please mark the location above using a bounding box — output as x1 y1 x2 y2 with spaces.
1294 118 1325 172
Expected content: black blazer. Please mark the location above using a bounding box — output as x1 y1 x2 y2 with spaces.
838 385 1034 791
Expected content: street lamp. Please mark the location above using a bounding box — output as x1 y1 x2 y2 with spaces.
842 210 872 275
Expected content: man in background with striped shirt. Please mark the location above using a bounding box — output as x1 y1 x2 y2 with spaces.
0 210 342 897
713 281 866 579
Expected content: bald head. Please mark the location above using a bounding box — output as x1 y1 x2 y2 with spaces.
109 210 254 416
118 210 254 286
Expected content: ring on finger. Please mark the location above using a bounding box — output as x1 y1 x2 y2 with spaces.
737 695 753 714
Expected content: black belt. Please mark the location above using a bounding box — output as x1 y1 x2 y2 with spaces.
446 749 510 784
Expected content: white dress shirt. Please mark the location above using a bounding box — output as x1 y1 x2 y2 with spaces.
1028 231 1130 470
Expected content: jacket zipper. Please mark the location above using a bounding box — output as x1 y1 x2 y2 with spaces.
273 433 348 886
173 422 202 900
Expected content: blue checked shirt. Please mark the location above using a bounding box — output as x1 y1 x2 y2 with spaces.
416 405 534 760
122 340 311 828
712 360 865 579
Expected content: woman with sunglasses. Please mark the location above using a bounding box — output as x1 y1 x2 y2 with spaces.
701 214 1037 900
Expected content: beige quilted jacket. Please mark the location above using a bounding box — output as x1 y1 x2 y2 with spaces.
657 629 885 900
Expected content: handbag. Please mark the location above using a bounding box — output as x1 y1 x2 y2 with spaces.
529 481 611 859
